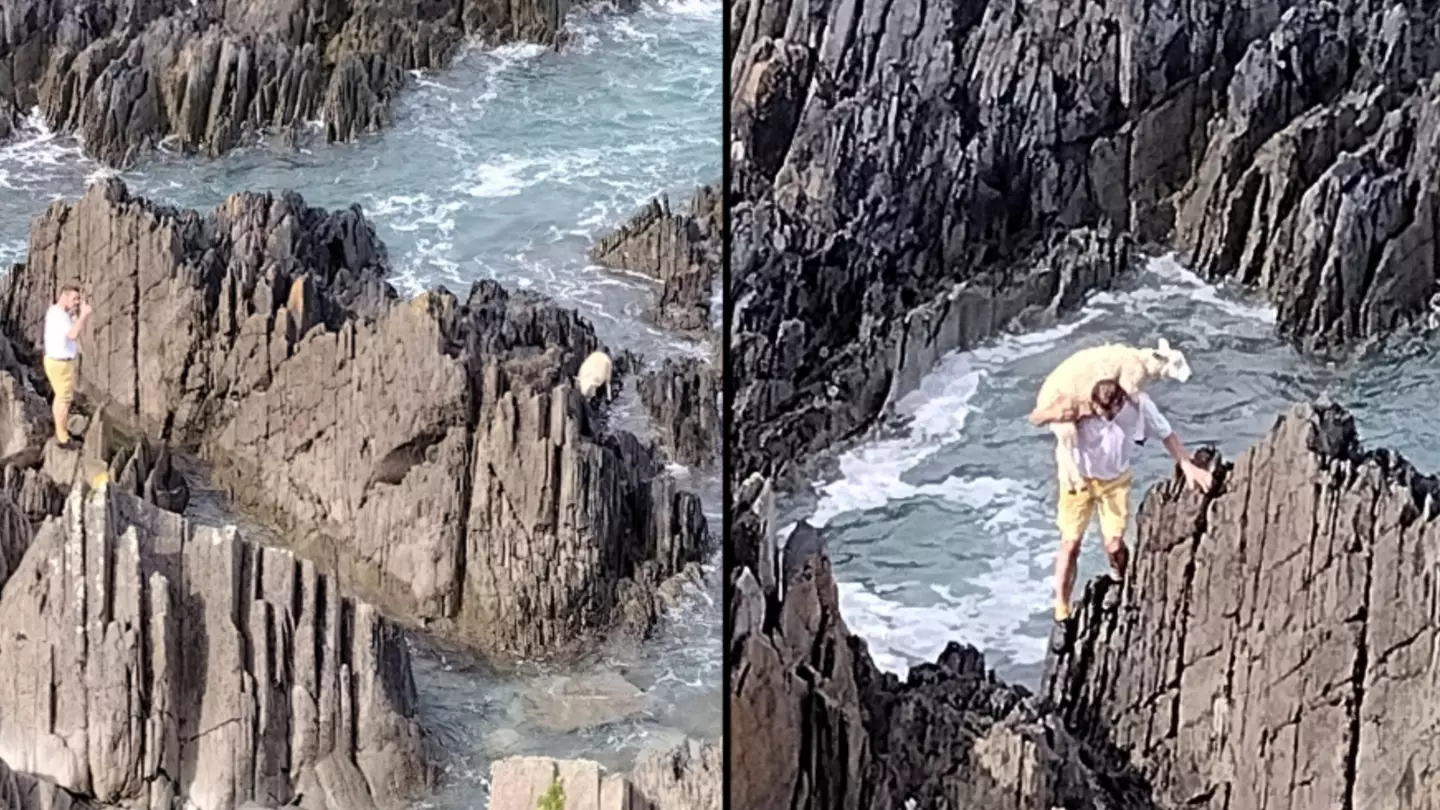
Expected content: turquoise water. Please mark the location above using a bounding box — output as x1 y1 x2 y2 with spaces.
0 0 721 804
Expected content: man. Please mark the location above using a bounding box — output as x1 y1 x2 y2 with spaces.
1052 378 1212 631
43 284 93 450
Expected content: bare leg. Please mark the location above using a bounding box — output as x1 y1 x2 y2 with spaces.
1104 536 1129 582
1053 535 1083 619
53 396 70 443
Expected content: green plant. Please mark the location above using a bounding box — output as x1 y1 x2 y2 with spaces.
536 776 565 810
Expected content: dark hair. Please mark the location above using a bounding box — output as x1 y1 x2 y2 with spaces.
59 282 82 296
1091 378 1129 414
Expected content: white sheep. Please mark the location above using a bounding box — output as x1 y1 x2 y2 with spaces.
1029 338 1192 493
576 350 614 400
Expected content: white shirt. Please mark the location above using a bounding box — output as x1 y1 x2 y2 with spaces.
1072 393 1173 481
44 305 77 360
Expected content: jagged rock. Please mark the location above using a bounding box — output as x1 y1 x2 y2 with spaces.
1176 4 1440 351
0 178 710 663
728 508 1158 810
629 739 721 810
636 356 719 468
1046 402 1440 810
729 0 1440 485
0 0 607 167
0 484 430 810
590 185 721 333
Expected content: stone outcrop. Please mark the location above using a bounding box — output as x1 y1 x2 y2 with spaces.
488 739 721 810
1 178 710 663
1175 4 1440 351
590 185 721 334
636 355 719 468
728 494 1159 810
1047 402 1440 810
730 401 1440 809
0 484 430 810
728 0 1440 484
0 0 611 167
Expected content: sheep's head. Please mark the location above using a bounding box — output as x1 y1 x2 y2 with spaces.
1149 337 1191 382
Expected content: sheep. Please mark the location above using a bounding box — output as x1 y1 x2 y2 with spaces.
1029 338 1192 493
576 350 614 400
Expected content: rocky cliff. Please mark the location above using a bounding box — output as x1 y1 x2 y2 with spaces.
590 185 722 336
1 178 710 664
1047 402 1440 810
0 0 612 167
729 0 1440 484
730 402 1440 809
0 484 429 810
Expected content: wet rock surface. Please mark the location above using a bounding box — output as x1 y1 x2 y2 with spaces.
590 184 721 335
0 0 615 167
1046 402 1440 810
729 401 1440 809
728 0 1440 484
0 485 429 810
0 178 711 663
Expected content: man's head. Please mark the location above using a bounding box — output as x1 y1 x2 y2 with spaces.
1091 377 1129 421
1149 337 1191 383
57 283 82 312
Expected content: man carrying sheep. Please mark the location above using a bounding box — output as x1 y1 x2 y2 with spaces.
1051 378 1212 638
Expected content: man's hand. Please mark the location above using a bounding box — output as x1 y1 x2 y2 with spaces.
1180 460 1213 493
79 300 93 318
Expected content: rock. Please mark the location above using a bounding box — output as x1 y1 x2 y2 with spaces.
636 356 719 468
516 671 647 733
0 484 430 810
1 0 604 167
0 178 709 663
1175 3 1440 351
629 739 721 810
729 0 1440 486
1046 402 1440 810
488 757 635 810
0 755 94 810
590 185 721 334
727 505 1157 810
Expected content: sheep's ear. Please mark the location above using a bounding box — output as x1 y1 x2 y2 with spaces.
1156 337 1171 353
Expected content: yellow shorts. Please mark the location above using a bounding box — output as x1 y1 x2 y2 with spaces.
43 357 76 406
1056 469 1133 542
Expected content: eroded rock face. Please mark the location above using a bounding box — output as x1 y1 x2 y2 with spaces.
729 0 1440 483
0 0 605 167
1 178 710 662
636 355 719 468
1047 402 1440 810
590 185 721 334
0 485 429 810
629 739 721 810
727 488 1156 810
1175 4 1440 351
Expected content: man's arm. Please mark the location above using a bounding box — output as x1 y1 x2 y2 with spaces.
1140 395 1213 493
66 301 93 340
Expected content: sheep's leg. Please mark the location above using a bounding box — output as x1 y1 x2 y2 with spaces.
1052 422 1083 493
